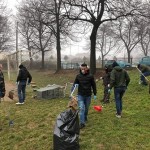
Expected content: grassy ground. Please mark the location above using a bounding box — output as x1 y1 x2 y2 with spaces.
0 69 150 150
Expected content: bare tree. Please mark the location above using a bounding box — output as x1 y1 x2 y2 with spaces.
138 22 150 56
113 17 141 63
0 0 13 52
97 24 118 68
41 0 76 72
16 6 34 68
63 0 142 74
17 0 54 69
135 2 150 56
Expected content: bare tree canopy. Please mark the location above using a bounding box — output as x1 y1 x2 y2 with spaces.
63 0 143 74
0 0 13 52
97 23 118 67
17 0 54 69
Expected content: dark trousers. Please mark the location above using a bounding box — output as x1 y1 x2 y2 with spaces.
140 71 150 84
18 81 26 103
103 86 110 102
114 87 126 115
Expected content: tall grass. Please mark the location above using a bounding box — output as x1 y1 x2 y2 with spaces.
0 69 150 150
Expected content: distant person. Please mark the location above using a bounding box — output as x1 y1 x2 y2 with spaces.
109 65 130 118
0 64 5 130
0 64 5 101
101 65 112 103
101 61 119 103
16 64 32 105
71 63 97 129
137 64 150 85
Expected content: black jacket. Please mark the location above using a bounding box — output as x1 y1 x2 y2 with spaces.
102 72 111 86
73 71 97 96
17 67 32 83
0 71 5 97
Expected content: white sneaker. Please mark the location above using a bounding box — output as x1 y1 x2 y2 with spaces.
139 80 142 84
116 114 121 118
16 102 24 105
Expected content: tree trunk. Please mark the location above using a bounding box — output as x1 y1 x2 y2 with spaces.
56 2 61 72
127 50 131 63
102 55 104 68
90 25 98 74
56 27 61 71
41 50 45 69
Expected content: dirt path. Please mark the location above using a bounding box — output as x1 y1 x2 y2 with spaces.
3 81 18 102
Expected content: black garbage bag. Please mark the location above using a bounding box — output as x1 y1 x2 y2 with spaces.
53 109 80 150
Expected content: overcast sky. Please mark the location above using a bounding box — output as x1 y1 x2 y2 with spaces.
4 0 127 59
7 0 20 14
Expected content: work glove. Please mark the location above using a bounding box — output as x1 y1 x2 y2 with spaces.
74 84 79 88
108 89 111 93
71 84 78 92
96 79 99 82
93 95 97 100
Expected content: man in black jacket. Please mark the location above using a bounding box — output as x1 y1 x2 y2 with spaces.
0 64 5 101
72 63 97 129
16 64 32 105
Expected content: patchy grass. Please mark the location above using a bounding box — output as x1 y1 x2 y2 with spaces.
0 69 150 150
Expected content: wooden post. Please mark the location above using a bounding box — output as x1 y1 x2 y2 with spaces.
7 55 10 80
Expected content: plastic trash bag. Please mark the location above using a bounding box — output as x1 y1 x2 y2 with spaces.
53 109 80 150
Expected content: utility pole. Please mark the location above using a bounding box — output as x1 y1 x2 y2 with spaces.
16 21 19 68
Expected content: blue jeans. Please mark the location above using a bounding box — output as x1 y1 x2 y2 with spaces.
78 95 91 124
140 72 150 84
18 81 26 103
114 87 126 115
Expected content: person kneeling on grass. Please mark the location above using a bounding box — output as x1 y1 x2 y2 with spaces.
71 63 97 129
16 64 32 105
109 65 130 118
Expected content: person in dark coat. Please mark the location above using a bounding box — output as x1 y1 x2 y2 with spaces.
72 63 97 129
101 65 112 103
0 64 5 101
16 64 32 105
0 64 5 130
109 65 130 118
101 61 119 103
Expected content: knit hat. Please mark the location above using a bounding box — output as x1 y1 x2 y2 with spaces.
19 64 24 69
112 61 119 68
